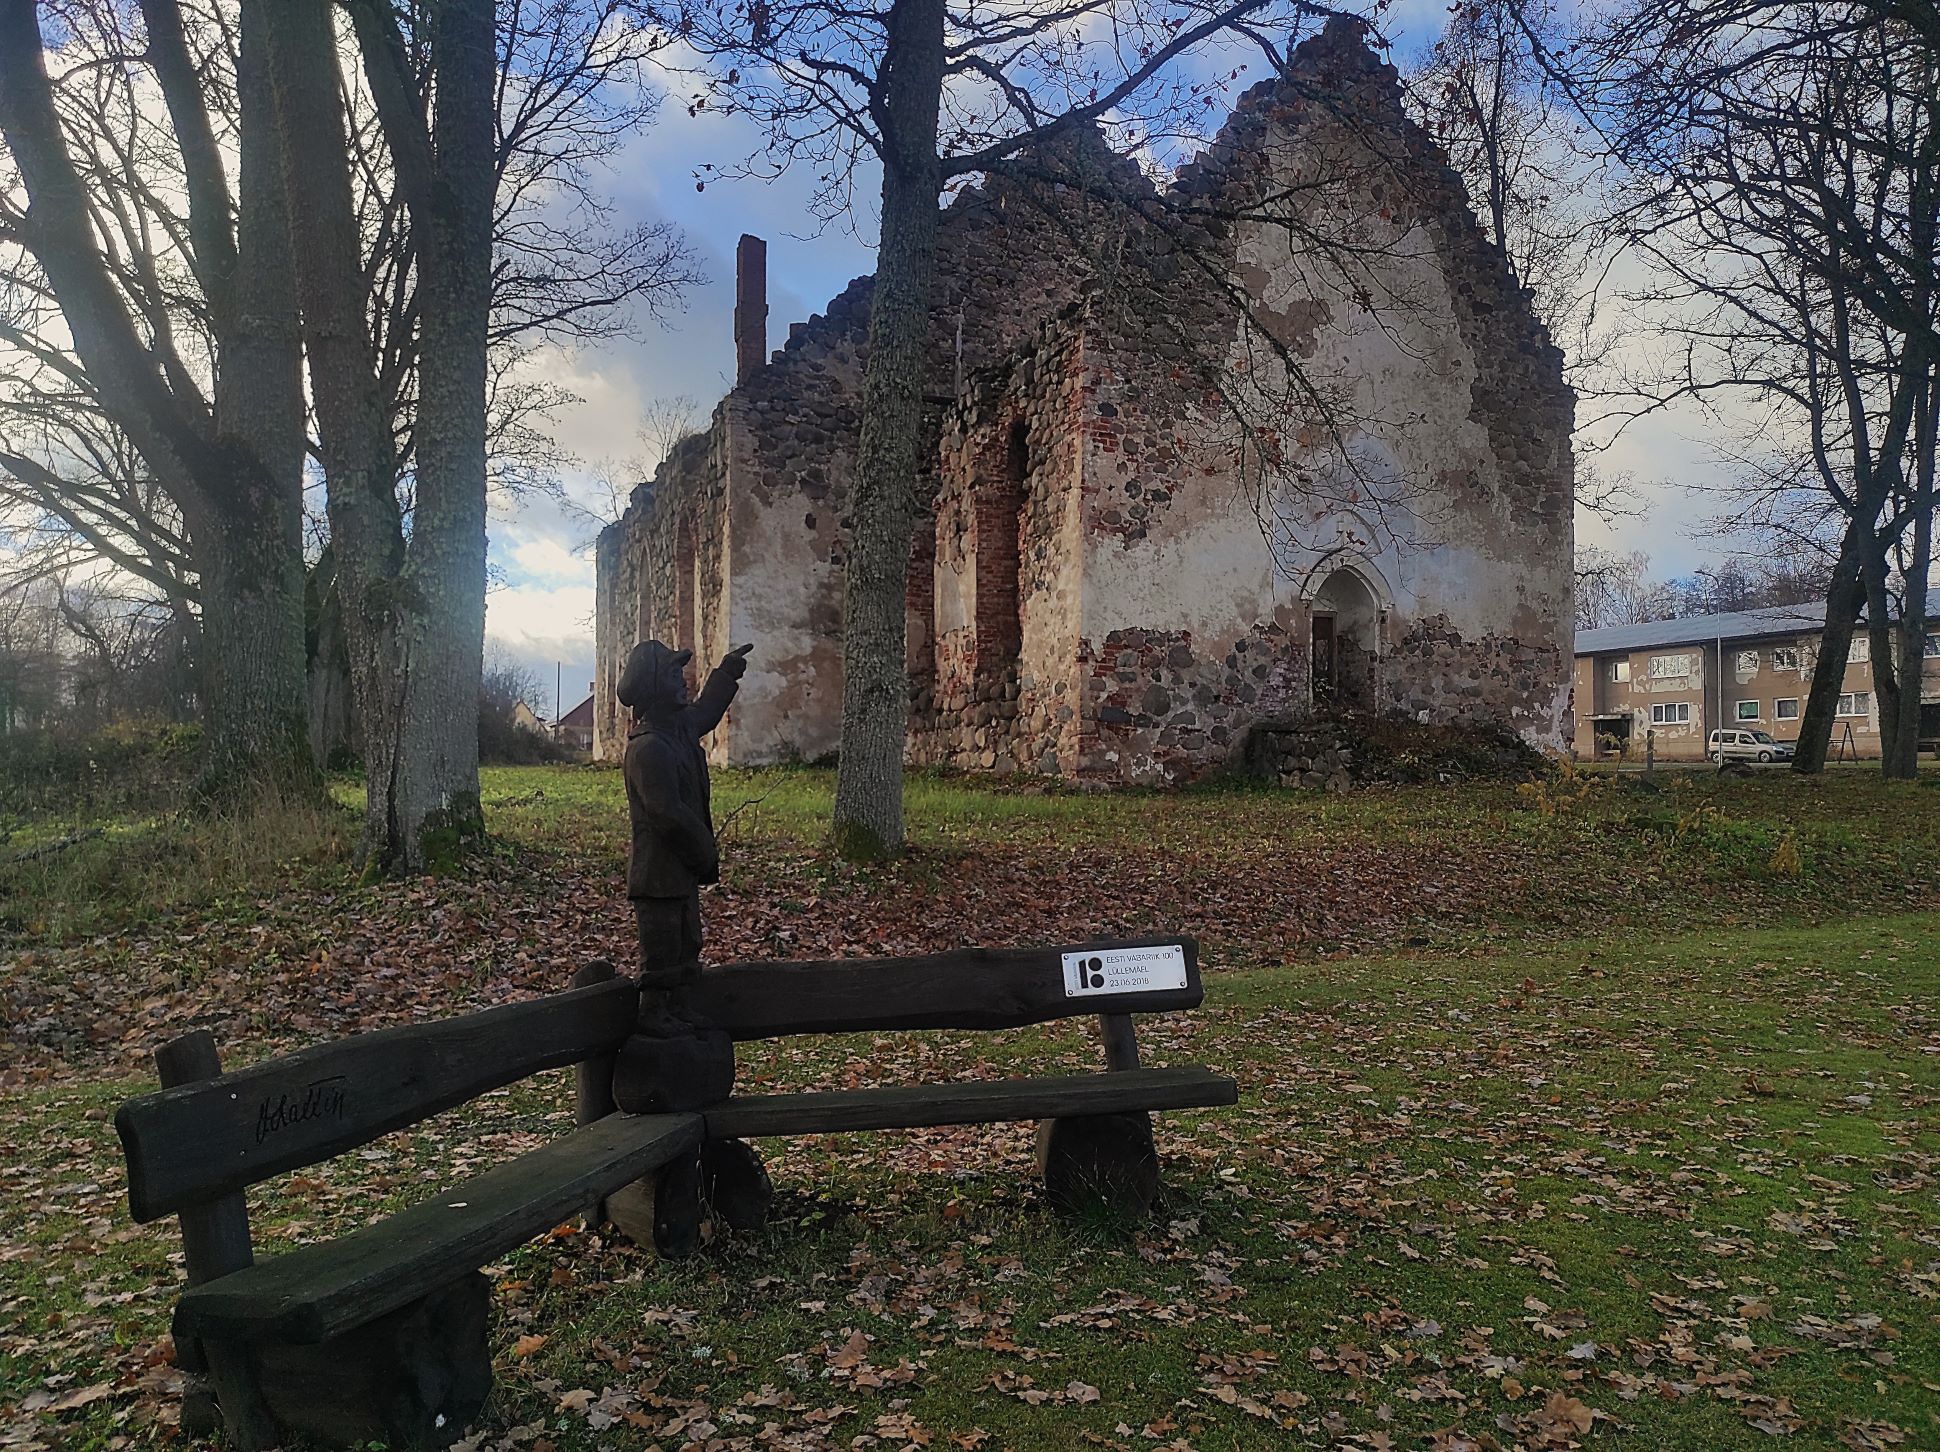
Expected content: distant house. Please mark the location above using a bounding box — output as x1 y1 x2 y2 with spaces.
555 690 594 753
511 699 548 736
1573 595 1940 760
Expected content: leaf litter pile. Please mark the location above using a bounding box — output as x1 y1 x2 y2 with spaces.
2 765 1938 1449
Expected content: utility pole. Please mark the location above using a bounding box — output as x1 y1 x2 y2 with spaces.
555 661 562 740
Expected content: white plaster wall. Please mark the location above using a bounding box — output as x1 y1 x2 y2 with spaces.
724 400 847 764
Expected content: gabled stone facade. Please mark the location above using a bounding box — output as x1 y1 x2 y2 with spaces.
595 19 1575 780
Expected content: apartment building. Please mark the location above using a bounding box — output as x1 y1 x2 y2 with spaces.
1573 598 1940 761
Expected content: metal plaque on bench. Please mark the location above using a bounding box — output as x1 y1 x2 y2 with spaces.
1060 944 1189 998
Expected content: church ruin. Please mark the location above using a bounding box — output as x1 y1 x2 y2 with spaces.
594 20 1575 781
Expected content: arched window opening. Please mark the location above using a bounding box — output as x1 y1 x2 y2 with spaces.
1310 566 1380 711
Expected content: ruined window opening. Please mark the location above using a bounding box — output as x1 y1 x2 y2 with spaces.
674 514 698 688
976 418 1028 678
1609 659 1630 683
1773 646 1801 670
1736 649 1759 672
906 527 937 691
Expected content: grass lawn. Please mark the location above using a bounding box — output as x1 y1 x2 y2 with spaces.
2 765 1938 1449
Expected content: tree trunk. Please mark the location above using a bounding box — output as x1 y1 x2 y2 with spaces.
270 0 496 872
1885 437 1932 779
194 0 313 800
1861 542 1903 770
262 0 413 866
1791 520 1865 775
831 0 946 861
192 497 312 797
383 0 495 860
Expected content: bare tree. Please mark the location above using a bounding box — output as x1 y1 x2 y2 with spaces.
0 0 312 796
2 0 696 833
636 0 1360 857
1574 546 1674 628
1556 0 1939 777
637 392 700 476
1406 0 1606 360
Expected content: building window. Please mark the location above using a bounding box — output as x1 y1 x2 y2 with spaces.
1736 649 1759 672
1776 698 1799 720
1649 653 1693 679
1849 636 1869 662
1736 699 1760 721
1837 692 1870 717
1773 646 1801 670
1651 701 1692 725
1925 634 1939 659
1609 659 1630 683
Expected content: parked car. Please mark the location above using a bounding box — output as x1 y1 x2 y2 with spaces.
1709 728 1794 764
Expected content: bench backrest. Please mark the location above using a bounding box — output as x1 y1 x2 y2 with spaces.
115 976 638 1224
686 936 1201 1040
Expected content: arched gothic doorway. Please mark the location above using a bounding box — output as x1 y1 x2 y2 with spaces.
1309 566 1381 711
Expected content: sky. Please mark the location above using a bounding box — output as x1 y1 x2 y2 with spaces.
482 6 1735 718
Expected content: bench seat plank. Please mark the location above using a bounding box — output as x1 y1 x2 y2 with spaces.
704 1067 1237 1139
174 1112 702 1345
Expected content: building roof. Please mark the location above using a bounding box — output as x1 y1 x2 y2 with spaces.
1575 588 1940 656
1575 604 1826 655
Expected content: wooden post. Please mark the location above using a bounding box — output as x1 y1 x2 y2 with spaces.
1097 1013 1140 1070
153 1033 277 1449
572 960 620 1125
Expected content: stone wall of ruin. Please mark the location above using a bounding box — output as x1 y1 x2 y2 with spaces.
597 148 1135 761
598 20 1574 778
911 322 1091 772
905 19 1574 783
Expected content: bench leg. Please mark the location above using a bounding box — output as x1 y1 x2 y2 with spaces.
1037 1112 1161 1217
604 1138 770 1253
208 1272 493 1450
701 1137 773 1232
602 1148 705 1257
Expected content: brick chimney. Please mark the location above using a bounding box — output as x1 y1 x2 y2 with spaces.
734 234 767 384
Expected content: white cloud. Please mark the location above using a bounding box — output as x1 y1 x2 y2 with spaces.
487 581 596 646
509 534 595 585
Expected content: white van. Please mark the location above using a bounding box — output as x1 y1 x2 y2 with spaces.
1709 728 1794 764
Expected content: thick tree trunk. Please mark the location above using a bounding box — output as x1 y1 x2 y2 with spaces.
195 0 313 800
193 500 312 797
263 0 413 866
1791 520 1865 775
831 0 946 861
271 0 495 871
382 0 495 859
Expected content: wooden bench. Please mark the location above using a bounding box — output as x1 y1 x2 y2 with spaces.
603 935 1238 1247
117 936 1234 1449
114 972 696 1451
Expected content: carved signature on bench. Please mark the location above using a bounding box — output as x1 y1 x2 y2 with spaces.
255 1076 349 1144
